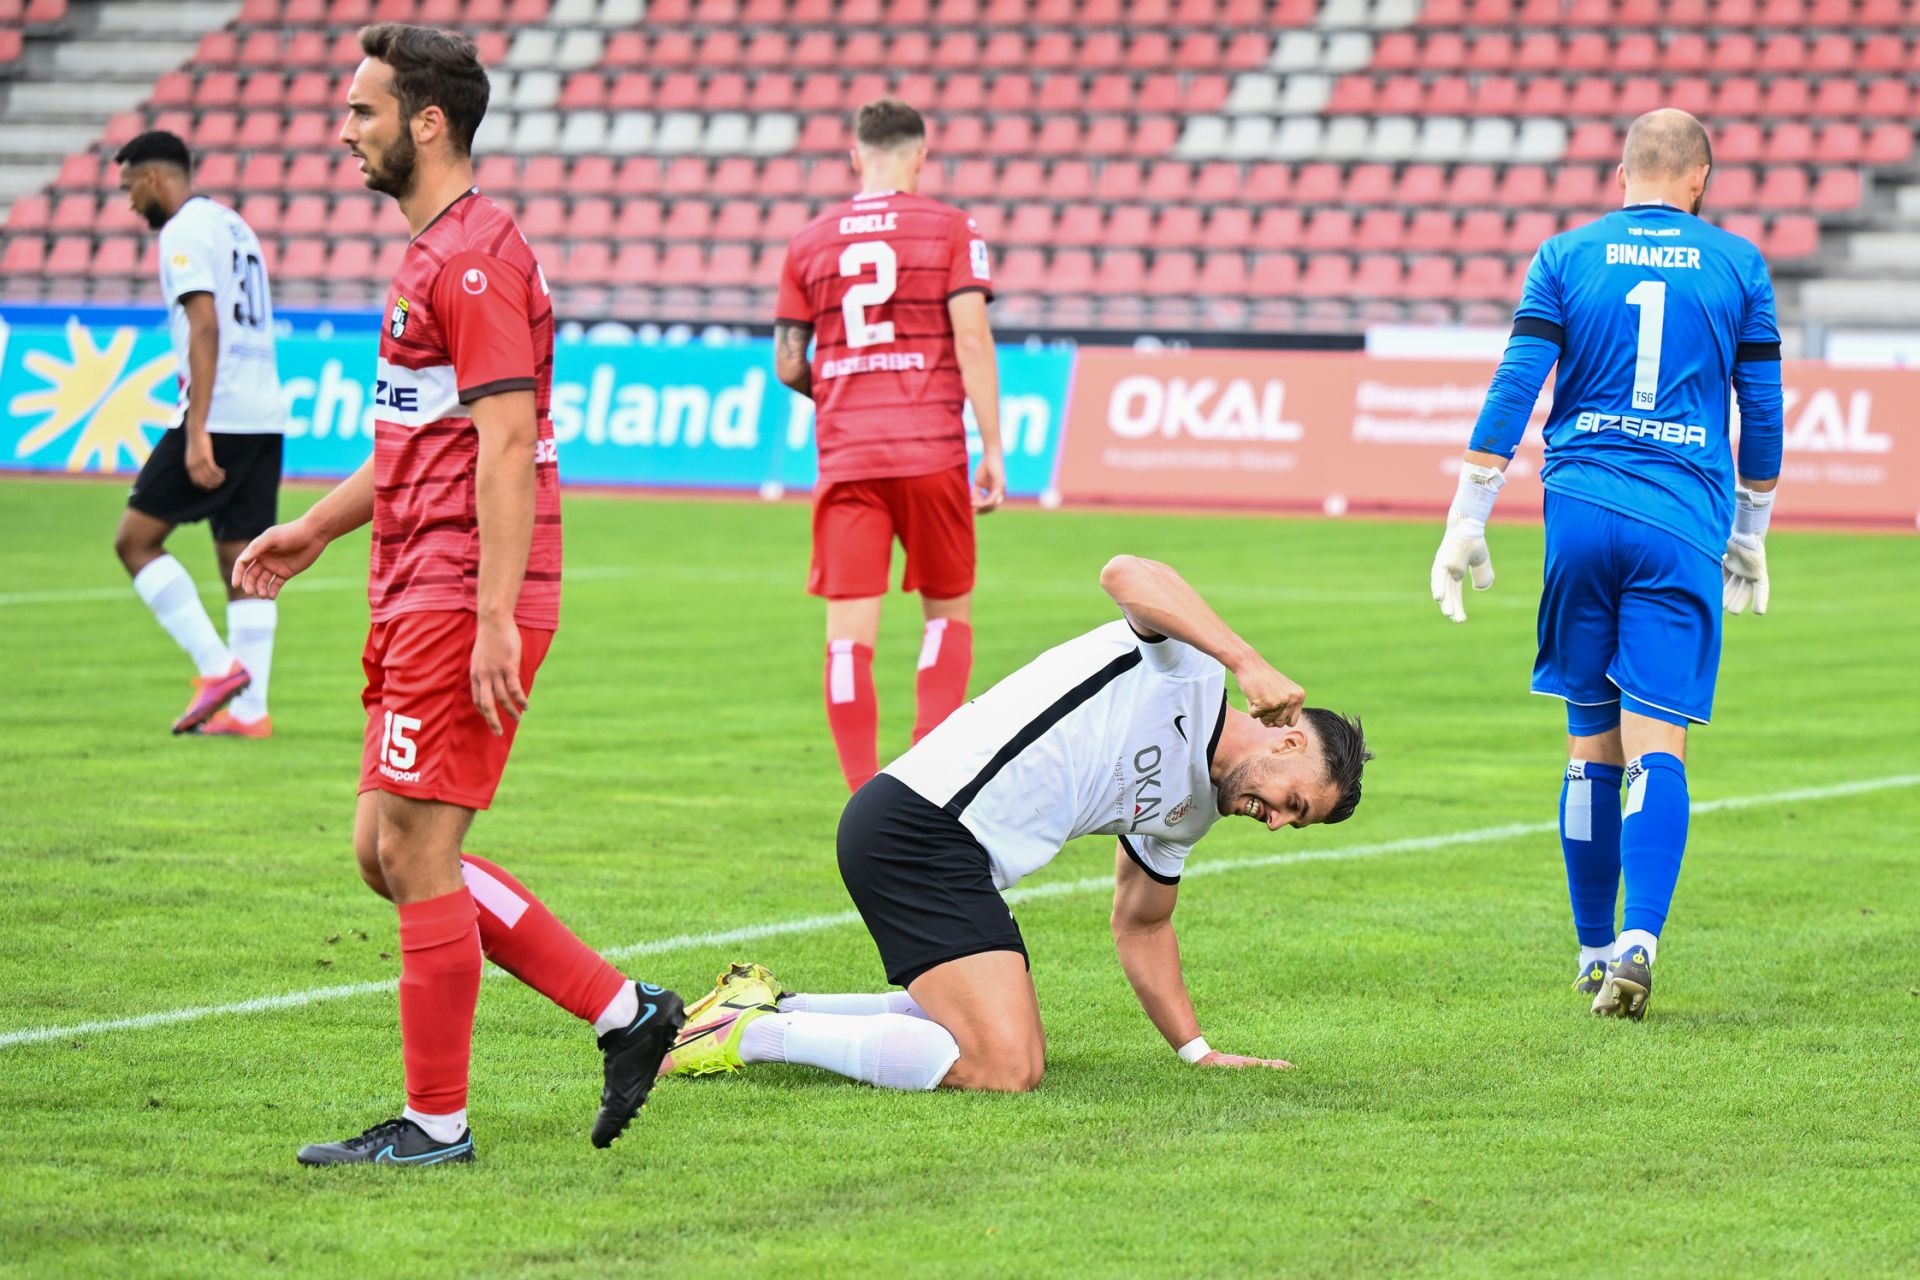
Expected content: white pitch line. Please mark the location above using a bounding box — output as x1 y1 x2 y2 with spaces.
3 772 1916 1051
0 565 638 609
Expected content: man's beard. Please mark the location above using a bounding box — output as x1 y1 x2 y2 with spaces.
138 199 167 230
364 129 418 199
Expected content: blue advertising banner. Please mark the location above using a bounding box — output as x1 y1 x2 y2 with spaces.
0 315 1073 497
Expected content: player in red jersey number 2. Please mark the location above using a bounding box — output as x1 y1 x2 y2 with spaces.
233 24 683 1167
775 99 1007 793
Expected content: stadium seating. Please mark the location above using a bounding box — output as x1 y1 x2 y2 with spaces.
0 0 1915 329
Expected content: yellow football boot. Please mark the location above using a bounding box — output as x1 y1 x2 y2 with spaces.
659 962 783 1077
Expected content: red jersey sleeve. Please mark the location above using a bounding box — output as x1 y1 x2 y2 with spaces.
432 250 537 402
775 247 812 325
947 211 993 302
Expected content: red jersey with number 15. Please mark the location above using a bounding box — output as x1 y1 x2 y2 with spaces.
372 190 561 631
776 190 992 484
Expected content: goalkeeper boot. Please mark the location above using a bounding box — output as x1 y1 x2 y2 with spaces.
1573 958 1609 997
1591 944 1654 1020
592 982 687 1148
660 963 781 1077
297 1116 473 1167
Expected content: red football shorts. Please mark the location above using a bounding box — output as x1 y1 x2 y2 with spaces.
808 465 975 600
358 610 555 811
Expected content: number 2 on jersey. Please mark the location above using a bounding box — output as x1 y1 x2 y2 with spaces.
1624 279 1665 412
839 240 897 349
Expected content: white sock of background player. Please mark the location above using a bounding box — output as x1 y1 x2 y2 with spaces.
132 556 233 677
739 1011 959 1090
777 990 930 1018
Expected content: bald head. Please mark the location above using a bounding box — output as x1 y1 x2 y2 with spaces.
1622 110 1712 180
1618 109 1713 214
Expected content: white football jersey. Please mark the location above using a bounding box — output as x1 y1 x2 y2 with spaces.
157 196 283 434
885 619 1228 890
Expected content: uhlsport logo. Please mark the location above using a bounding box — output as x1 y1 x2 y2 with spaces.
5 318 175 473
461 268 489 296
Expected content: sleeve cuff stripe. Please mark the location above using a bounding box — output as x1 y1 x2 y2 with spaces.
1118 834 1182 886
459 376 537 402
1510 317 1566 347
1736 341 1783 362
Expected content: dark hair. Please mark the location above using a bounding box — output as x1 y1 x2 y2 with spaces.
1301 708 1370 825
114 131 192 174
854 98 926 150
358 23 490 156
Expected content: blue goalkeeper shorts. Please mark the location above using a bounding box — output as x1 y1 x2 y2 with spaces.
1533 490 1723 732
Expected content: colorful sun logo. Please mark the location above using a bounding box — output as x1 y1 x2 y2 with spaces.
9 318 176 473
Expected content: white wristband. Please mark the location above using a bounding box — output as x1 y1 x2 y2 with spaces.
1176 1036 1212 1064
1733 484 1774 538
1447 462 1507 537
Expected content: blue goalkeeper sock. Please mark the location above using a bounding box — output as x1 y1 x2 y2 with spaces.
1620 753 1690 938
1560 761 1624 948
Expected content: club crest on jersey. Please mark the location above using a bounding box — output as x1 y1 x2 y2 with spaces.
389 296 410 339
1167 796 1195 825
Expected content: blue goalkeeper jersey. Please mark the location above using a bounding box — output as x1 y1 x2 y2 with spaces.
1492 204 1782 561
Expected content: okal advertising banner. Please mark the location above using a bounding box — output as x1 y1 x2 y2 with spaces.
0 317 1074 498
1054 348 1920 528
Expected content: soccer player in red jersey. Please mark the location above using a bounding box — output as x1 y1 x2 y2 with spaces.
774 99 1007 793
232 24 683 1166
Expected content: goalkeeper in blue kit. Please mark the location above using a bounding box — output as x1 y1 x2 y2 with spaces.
1429 110 1785 1020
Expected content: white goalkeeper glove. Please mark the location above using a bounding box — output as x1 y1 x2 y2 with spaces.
1722 484 1774 616
1431 462 1506 624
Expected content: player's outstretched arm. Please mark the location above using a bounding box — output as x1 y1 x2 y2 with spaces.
1111 847 1291 1071
948 291 1004 513
1098 554 1304 726
231 457 374 598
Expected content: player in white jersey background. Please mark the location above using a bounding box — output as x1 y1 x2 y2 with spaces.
654 557 1371 1094
112 131 285 738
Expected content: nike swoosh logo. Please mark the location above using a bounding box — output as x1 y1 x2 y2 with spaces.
1173 715 1188 742
625 1003 658 1034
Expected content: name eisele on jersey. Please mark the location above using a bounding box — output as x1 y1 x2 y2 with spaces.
1574 409 1708 446
839 213 898 235
1605 243 1703 269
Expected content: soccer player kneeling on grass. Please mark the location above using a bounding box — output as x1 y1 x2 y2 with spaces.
234 24 683 1166
658 556 1370 1092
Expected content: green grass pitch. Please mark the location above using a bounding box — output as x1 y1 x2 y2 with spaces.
2 477 1917 1278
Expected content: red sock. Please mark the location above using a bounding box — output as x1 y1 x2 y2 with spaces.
460 853 628 1024
912 619 973 744
825 639 878 792
397 888 482 1117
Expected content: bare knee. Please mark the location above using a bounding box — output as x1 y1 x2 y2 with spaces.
113 521 165 576
355 830 391 900
949 1043 1045 1093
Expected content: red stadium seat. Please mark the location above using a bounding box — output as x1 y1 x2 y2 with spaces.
1048 159 1093 200
1155 206 1204 248
1143 250 1198 296
1248 252 1298 297
1297 253 1354 299
1458 210 1506 253
1447 166 1496 207
1253 207 1303 249
1347 164 1393 207
1404 256 1459 301
1767 216 1818 260
1 236 47 275
1865 123 1914 164
278 238 328 279
1302 209 1355 251
1093 249 1145 296
49 193 98 232
1207 207 1254 249
1294 163 1341 206
1809 168 1861 212
1198 251 1248 296
1508 211 1557 254
1355 209 1405 251
1352 255 1404 299
1711 167 1757 209
1404 209 1456 252
1397 165 1445 206
4 194 50 232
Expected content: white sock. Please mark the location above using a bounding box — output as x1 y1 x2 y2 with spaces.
401 1106 468 1143
739 1011 959 1091
1616 929 1658 965
132 556 231 677
777 991 928 1018
591 981 638 1037
225 597 276 719
1578 945 1613 969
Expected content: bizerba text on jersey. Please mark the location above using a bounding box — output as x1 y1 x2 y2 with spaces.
819 351 929 379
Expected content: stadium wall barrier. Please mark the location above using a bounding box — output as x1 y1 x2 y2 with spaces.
1054 349 1920 529
0 317 1074 497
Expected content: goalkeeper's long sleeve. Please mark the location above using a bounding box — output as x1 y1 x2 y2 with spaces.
1731 353 1784 483
1467 335 1559 459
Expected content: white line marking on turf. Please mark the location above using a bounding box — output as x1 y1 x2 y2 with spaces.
0 566 637 609
3 772 1915 1050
